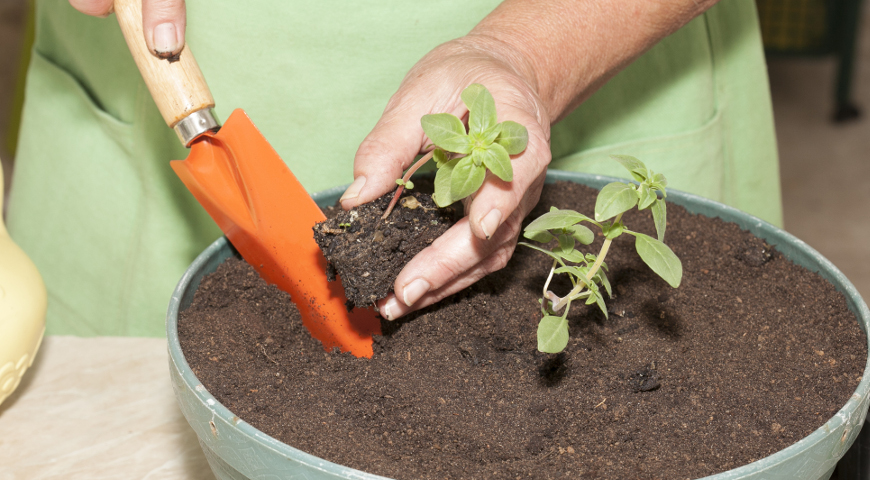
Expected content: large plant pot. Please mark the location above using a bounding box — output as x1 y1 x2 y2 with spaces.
167 171 870 480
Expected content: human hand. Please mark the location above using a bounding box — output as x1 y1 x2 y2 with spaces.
339 35 552 320
69 0 186 59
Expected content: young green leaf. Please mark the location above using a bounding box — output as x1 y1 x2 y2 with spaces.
538 315 569 353
595 182 639 221
601 221 624 240
593 290 609 318
555 234 575 255
433 148 450 168
651 198 667 241
611 154 648 182
519 242 566 265
477 143 513 182
405 180 414 190
461 84 497 135
555 265 588 278
524 230 554 243
496 120 529 155
450 156 486 200
559 249 586 263
638 185 657 210
421 113 472 154
525 208 592 232
570 224 594 245
610 154 645 174
479 123 502 145
652 172 668 188
433 157 460 207
596 269 612 298
633 232 682 288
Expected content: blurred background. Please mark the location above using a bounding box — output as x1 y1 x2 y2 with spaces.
0 0 867 302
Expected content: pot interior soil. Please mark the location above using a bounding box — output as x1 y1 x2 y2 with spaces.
179 181 866 480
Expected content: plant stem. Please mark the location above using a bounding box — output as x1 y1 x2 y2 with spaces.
381 150 435 220
552 213 623 312
543 260 556 298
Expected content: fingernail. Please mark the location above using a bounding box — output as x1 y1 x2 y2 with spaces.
382 296 400 321
153 23 181 55
402 279 430 307
480 209 502 240
340 176 367 206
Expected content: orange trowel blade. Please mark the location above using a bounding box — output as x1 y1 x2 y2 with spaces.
171 109 381 357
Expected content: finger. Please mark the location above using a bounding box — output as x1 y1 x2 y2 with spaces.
69 0 114 17
142 0 187 59
467 109 550 241
341 86 467 210
383 205 525 316
340 95 433 210
377 230 520 320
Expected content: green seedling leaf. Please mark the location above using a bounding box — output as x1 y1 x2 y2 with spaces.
478 143 513 182
433 158 460 207
596 269 612 297
538 315 569 353
524 230 554 243
652 172 668 188
570 224 594 245
583 253 607 271
595 182 638 221
611 154 648 182
638 185 657 210
451 156 486 200
525 208 592 232
559 249 586 263
461 83 498 135
405 180 414 190
479 123 502 145
433 148 450 168
601 221 624 240
556 234 575 255
555 265 588 278
518 242 566 265
633 232 682 288
421 113 473 154
651 198 667 241
496 120 529 155
593 290 608 318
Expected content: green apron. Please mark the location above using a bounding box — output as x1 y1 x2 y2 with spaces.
7 0 781 337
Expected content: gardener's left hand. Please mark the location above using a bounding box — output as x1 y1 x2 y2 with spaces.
338 35 552 320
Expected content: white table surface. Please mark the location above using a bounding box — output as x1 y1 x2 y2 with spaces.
0 336 215 480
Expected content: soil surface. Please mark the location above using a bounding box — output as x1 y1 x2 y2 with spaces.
179 182 866 480
313 182 458 309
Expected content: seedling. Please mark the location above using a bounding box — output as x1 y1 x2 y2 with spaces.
519 155 682 353
382 84 528 219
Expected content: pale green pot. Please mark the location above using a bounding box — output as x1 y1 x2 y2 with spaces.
167 171 870 480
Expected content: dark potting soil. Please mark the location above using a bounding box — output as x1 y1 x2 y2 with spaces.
313 185 459 309
179 182 866 480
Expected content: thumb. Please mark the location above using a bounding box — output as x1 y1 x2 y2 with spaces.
340 99 428 210
69 0 114 17
142 0 187 59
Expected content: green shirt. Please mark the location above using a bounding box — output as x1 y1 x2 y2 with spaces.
7 0 781 336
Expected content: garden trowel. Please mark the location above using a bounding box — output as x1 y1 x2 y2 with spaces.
114 0 380 357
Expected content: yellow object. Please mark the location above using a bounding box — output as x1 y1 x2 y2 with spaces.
0 164 46 406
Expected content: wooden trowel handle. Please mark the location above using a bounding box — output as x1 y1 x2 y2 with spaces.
114 0 214 129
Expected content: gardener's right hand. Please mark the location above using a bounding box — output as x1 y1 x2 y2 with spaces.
69 0 186 59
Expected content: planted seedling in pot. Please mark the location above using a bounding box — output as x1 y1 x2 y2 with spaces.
520 155 683 353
